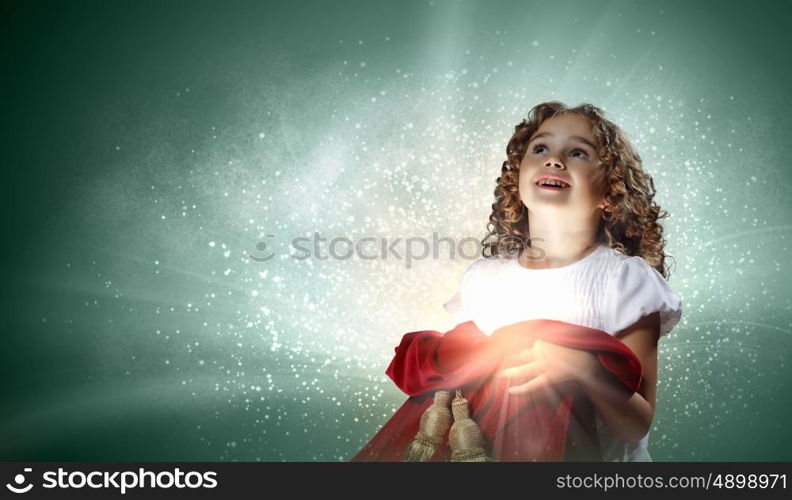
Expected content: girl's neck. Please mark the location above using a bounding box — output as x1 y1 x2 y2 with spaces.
519 217 602 270
518 239 601 270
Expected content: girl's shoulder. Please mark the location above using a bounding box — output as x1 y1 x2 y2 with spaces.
460 253 515 279
598 245 636 276
602 249 683 338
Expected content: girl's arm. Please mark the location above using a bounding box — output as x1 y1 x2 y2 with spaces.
577 311 660 445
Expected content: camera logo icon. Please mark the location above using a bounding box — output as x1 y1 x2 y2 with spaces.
5 468 33 494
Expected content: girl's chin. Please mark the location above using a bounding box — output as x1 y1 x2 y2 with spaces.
522 201 599 214
525 196 573 206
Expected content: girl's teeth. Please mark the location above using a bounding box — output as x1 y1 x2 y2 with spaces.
539 181 566 188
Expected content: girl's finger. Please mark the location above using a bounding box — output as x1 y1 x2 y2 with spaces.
515 347 535 362
496 360 543 379
507 373 550 395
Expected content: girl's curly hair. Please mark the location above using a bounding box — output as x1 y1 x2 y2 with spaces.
481 101 674 279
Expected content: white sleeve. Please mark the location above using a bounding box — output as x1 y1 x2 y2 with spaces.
606 256 683 338
442 290 468 323
442 259 480 324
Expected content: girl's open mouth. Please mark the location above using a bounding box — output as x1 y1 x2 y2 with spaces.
535 179 570 191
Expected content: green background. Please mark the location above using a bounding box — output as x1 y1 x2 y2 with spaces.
1 0 790 461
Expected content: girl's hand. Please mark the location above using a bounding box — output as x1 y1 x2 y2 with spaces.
494 340 600 395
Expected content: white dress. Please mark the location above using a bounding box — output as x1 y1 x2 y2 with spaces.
442 243 683 462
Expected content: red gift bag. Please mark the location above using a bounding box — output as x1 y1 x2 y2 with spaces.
351 319 642 462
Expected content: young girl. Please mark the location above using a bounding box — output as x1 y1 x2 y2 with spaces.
352 101 682 462
442 101 683 461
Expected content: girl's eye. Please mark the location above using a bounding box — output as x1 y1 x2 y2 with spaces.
531 143 589 159
570 149 589 159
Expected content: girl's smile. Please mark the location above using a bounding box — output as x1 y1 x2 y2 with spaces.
535 174 572 191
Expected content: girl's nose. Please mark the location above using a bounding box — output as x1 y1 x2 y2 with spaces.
544 157 566 169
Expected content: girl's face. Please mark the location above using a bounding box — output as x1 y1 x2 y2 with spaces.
518 112 607 218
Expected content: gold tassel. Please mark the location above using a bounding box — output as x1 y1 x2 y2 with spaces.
403 390 453 461
449 389 495 462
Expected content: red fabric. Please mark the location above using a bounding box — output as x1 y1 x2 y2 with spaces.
351 319 643 462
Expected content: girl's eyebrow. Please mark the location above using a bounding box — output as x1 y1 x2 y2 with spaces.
529 132 597 150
